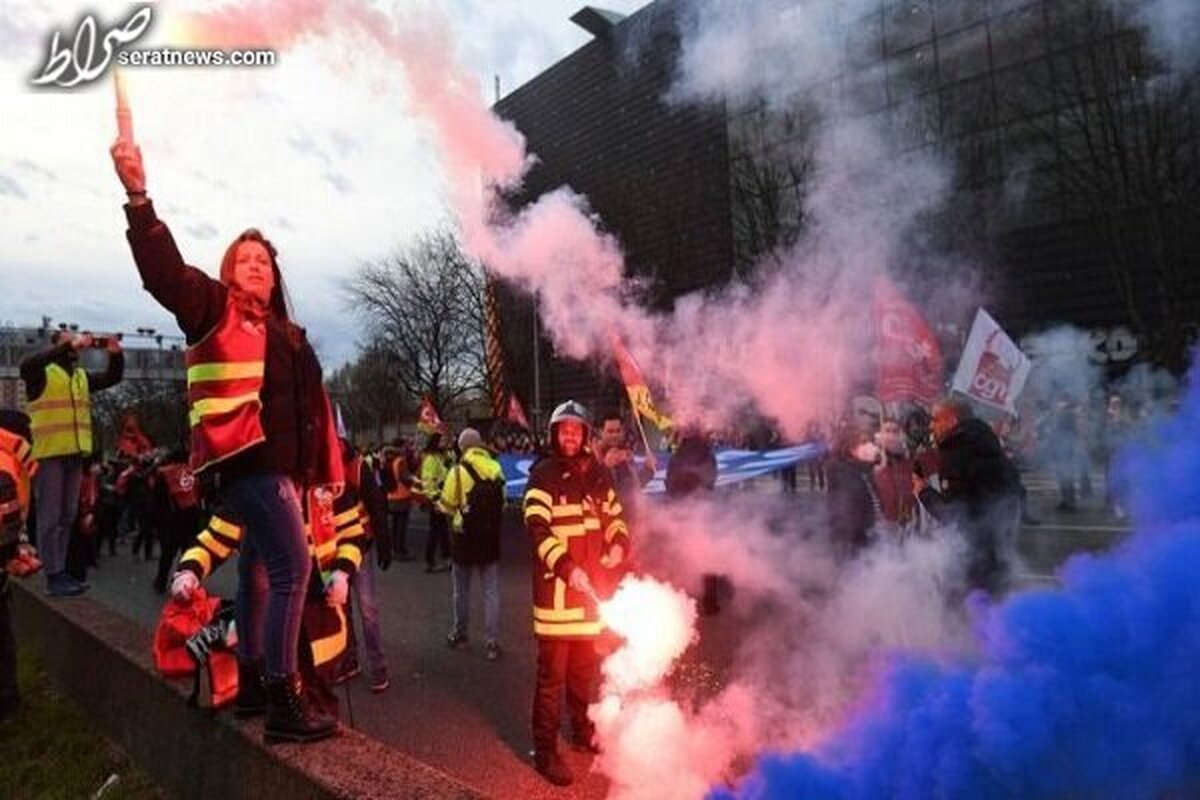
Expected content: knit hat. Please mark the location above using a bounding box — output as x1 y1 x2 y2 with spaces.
457 428 483 452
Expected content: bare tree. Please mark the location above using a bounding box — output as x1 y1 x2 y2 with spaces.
1015 1 1200 371
90 378 187 454
325 344 412 444
344 228 488 414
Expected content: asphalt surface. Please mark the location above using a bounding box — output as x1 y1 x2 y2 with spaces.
74 472 1128 799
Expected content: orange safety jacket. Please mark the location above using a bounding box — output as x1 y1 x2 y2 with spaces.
0 428 37 514
185 296 267 472
523 455 630 640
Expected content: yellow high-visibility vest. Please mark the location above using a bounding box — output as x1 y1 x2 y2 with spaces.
29 364 92 459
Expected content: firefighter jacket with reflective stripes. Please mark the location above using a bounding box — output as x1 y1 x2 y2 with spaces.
178 487 369 582
186 295 268 473
523 453 630 639
420 451 450 503
29 364 93 459
0 428 37 515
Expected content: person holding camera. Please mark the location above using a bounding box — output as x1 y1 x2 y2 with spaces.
20 331 123 597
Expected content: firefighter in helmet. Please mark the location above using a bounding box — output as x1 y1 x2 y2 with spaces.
524 400 630 787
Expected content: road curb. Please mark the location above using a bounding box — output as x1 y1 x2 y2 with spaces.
12 579 488 800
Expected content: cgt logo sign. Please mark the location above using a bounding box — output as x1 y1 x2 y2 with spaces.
30 7 152 88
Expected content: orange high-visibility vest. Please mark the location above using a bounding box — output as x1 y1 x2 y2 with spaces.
186 297 267 472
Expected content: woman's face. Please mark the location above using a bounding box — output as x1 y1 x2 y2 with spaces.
231 240 275 304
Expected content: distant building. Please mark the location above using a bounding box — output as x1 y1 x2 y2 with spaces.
494 0 1200 424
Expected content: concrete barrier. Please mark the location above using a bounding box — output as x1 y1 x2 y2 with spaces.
12 580 487 800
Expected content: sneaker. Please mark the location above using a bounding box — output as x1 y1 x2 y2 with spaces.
484 641 502 662
445 631 469 649
45 573 86 597
369 671 390 693
534 749 573 787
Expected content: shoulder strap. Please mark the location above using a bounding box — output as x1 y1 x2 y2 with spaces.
461 459 482 485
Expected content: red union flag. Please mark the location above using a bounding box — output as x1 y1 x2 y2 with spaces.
416 396 444 434
951 309 1031 414
506 393 530 430
873 277 944 406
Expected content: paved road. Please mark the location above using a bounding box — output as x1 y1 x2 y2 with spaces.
76 474 1128 798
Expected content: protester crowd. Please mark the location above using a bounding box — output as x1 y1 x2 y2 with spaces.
0 133 1162 789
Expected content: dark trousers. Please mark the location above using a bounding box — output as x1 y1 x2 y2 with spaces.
532 638 599 753
0 585 17 714
425 509 449 568
389 507 411 557
224 474 312 677
155 507 202 592
33 455 82 577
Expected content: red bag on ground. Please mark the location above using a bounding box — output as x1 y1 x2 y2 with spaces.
153 588 219 678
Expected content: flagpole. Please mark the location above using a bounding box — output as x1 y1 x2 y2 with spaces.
626 388 655 460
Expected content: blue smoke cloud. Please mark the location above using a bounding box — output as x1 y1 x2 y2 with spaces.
713 365 1200 800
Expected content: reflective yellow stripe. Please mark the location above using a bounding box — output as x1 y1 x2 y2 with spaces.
551 523 587 537
604 501 624 517
525 505 552 523
210 516 242 540
525 488 553 507
189 392 260 426
311 605 347 666
314 541 337 560
197 530 232 559
187 361 265 384
536 538 560 562
554 578 566 610
189 548 213 578
533 620 604 637
605 521 629 543
179 551 211 579
533 605 585 622
335 544 363 568
333 508 358 526
583 517 601 530
551 503 583 518
545 546 566 572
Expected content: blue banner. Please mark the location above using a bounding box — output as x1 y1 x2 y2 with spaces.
498 444 824 501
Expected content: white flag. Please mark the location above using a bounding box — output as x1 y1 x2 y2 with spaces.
950 309 1031 414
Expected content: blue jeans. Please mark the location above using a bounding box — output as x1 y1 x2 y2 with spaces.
33 455 82 578
351 554 386 675
451 560 500 644
223 474 311 677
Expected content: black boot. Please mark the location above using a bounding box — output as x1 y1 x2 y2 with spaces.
263 673 337 744
534 749 573 787
235 659 267 719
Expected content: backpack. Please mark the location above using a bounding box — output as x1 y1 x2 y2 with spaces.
460 460 504 538
450 459 504 564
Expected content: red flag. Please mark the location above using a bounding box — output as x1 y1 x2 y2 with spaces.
873 277 944 406
416 396 444 434
609 333 673 431
506 393 530 430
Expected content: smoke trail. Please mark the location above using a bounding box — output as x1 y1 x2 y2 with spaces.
173 0 965 436
711 364 1200 799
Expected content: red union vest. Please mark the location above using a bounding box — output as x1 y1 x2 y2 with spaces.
186 297 268 472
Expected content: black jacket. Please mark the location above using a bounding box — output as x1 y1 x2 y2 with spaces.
124 201 333 485
919 418 1021 525
19 343 124 402
665 435 717 498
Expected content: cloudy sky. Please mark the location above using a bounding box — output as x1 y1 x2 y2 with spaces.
0 0 648 365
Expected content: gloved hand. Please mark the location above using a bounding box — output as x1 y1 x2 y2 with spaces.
568 566 594 597
601 543 625 569
170 570 199 602
325 569 350 606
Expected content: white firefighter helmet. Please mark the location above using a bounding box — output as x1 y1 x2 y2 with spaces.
549 400 591 433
